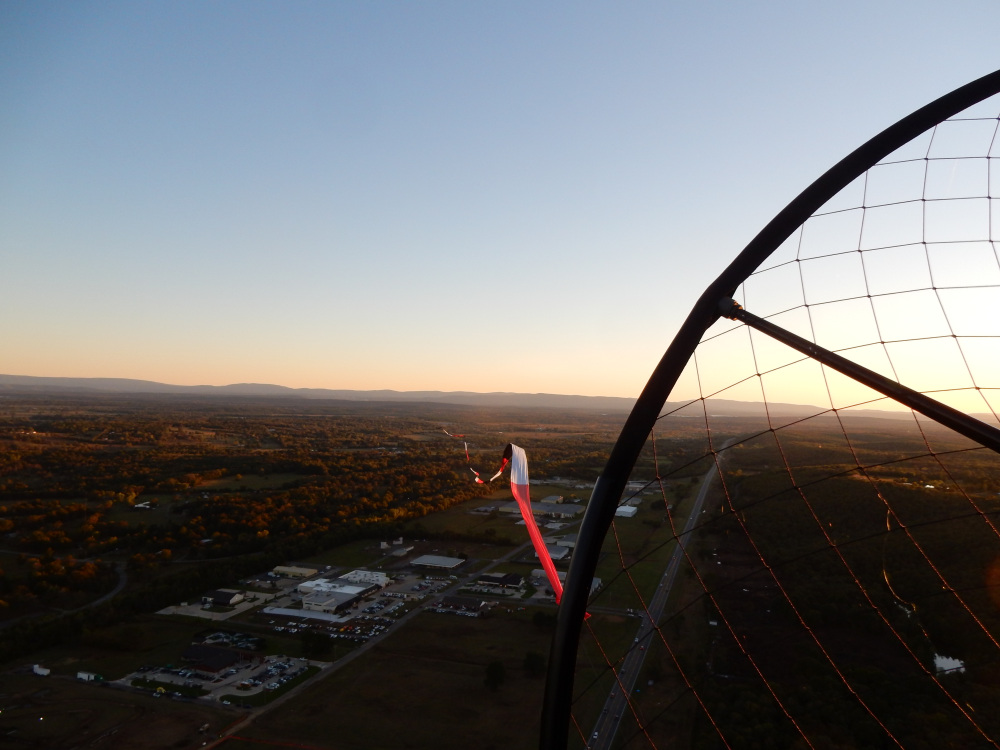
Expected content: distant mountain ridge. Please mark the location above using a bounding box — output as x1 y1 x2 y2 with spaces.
0 374 638 411
0 373 924 421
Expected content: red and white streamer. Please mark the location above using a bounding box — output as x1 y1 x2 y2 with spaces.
507 443 565 604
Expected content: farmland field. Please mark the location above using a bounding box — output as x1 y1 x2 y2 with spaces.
233 609 554 750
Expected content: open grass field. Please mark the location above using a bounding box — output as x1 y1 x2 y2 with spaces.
401 482 586 542
0 672 231 750
15 614 215 681
406 504 520 539
230 608 554 750
301 539 389 568
591 510 682 611
617 637 700 748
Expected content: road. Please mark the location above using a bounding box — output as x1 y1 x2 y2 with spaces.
588 446 729 749
0 558 128 630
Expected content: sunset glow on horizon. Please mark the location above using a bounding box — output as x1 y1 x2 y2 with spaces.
2 3 997 402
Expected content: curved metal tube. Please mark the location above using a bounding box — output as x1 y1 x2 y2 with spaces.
540 68 1000 749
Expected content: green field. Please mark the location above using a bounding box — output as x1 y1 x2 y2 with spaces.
0 671 230 750
17 614 214 681
238 609 554 750
300 538 391 568
589 504 686 610
401 483 585 541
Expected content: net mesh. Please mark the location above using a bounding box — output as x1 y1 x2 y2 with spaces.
568 94 1000 749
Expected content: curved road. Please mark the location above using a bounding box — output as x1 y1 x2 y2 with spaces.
0 558 128 630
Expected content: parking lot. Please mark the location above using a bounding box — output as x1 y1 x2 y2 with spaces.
116 653 317 704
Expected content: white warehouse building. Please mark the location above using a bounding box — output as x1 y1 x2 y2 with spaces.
338 569 391 588
298 579 372 614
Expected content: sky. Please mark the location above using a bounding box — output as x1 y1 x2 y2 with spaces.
2 1 998 400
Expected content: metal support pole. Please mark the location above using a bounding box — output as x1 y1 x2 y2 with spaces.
722 299 1000 454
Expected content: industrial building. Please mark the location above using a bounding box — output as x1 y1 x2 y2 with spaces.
181 644 247 674
273 565 319 578
298 578 376 613
535 544 570 561
410 554 465 570
338 570 391 588
202 589 245 607
303 588 367 614
477 572 523 589
436 595 487 614
499 501 584 519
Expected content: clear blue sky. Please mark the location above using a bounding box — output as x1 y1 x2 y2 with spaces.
2 2 997 398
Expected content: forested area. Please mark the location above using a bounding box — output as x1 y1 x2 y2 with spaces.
8 391 1000 747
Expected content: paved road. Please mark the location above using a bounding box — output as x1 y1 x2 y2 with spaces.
71 561 128 611
588 447 729 749
0 558 128 630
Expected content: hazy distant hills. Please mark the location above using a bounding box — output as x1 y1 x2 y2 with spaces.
0 373 922 421
0 374 638 411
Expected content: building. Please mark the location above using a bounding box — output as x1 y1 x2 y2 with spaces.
298 578 376 597
615 505 638 518
339 570 391 588
298 578 375 613
532 570 602 595
535 544 570 561
438 595 486 613
202 589 245 607
303 589 364 614
499 501 584 519
262 605 342 623
477 572 523 589
411 554 465 570
273 565 318 578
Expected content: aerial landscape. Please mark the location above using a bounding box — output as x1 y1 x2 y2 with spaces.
3 3 1000 749
4 381 1000 749
0 385 625 749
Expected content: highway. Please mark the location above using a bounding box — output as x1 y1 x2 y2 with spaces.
587 448 726 749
